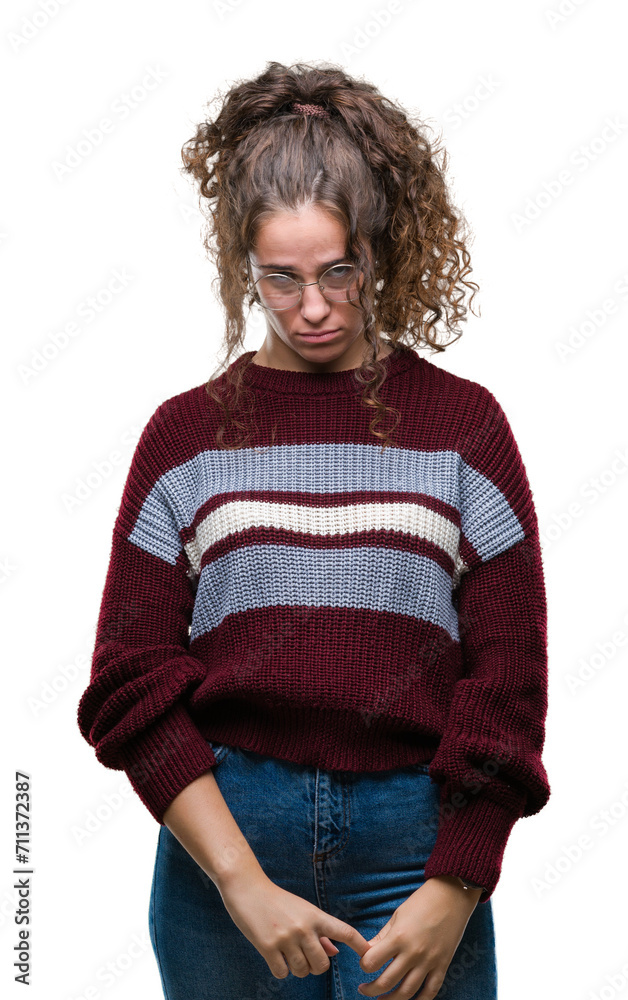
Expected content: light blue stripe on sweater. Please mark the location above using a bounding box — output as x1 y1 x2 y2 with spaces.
459 460 525 562
128 442 523 569
189 543 459 642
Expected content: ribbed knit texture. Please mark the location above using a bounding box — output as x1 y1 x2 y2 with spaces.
77 344 550 903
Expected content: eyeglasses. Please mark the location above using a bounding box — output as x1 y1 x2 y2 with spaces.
250 263 362 312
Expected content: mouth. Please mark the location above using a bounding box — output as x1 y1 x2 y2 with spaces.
295 329 341 343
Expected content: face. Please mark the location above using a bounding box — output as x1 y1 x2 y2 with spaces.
248 205 381 371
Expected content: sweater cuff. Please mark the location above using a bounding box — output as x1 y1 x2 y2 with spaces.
423 786 524 903
117 701 217 823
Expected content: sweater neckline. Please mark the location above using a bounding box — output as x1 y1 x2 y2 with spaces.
238 343 419 396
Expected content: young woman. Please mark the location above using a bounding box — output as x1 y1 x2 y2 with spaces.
77 61 550 1000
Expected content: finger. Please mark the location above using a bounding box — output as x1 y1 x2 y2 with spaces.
280 946 312 980
364 968 432 1000
320 936 339 956
268 951 290 980
300 937 338 976
327 919 370 957
358 956 419 998
360 923 393 970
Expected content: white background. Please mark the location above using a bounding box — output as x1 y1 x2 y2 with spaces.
2 0 627 997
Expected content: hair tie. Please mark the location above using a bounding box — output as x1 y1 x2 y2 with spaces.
291 101 330 119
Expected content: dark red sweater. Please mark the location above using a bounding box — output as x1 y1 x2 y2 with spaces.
77 345 550 902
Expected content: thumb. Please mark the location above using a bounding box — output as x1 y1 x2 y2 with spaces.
360 922 392 970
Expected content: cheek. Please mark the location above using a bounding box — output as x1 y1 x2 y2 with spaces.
343 302 366 329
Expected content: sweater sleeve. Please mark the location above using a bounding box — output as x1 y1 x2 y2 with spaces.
423 388 551 903
76 403 217 823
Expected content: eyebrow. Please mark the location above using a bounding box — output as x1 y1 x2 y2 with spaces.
253 257 349 272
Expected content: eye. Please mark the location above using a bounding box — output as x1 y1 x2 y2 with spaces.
266 273 297 287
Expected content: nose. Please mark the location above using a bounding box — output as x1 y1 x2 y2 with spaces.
299 281 332 323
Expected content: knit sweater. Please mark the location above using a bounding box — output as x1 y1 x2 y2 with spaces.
77 344 550 903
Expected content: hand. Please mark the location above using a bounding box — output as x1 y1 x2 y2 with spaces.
357 876 481 999
216 866 371 980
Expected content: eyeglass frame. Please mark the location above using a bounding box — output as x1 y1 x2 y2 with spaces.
246 256 363 312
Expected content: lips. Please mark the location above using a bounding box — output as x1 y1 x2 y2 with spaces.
295 329 341 342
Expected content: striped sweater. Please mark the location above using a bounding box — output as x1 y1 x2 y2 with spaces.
76 344 550 902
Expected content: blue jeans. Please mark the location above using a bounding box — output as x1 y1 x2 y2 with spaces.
148 742 498 999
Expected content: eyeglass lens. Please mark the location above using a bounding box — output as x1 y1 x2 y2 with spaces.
255 265 360 311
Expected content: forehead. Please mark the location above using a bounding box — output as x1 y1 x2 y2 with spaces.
252 206 347 263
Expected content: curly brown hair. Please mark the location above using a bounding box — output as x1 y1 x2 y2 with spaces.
180 59 479 452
